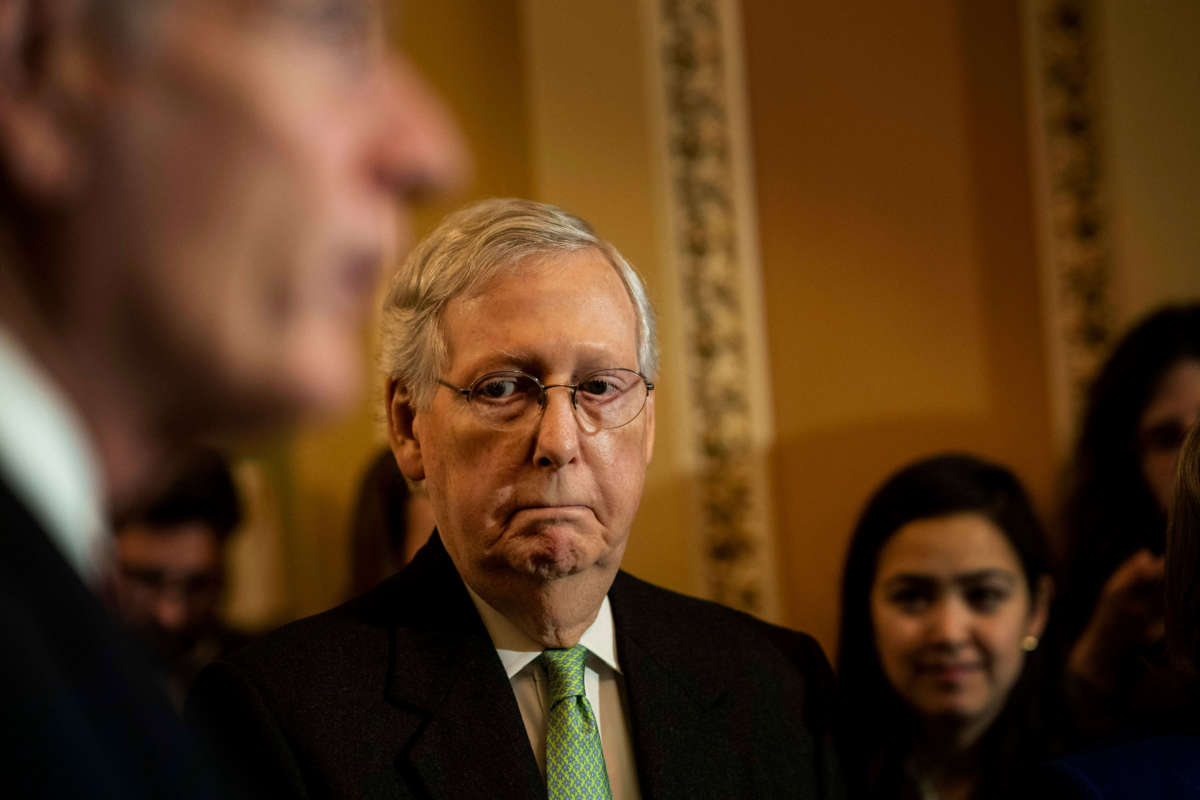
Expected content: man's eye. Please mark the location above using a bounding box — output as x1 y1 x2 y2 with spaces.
275 0 372 64
475 379 521 400
578 372 634 400
293 0 369 35
579 378 618 397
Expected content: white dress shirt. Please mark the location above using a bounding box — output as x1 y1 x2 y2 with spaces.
0 327 106 582
466 586 642 800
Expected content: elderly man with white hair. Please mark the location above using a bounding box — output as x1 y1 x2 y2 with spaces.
190 198 843 800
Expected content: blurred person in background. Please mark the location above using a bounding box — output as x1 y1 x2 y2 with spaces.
1046 422 1200 797
346 446 436 597
108 450 252 710
838 454 1056 800
1056 304 1200 742
0 0 465 796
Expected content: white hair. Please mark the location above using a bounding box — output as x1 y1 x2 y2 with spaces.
380 197 658 409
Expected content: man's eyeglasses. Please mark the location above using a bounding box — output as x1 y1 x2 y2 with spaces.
437 368 654 432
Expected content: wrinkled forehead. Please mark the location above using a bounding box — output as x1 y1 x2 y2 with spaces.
457 248 637 324
441 250 639 363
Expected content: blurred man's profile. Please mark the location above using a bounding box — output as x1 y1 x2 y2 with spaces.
109 450 252 710
0 0 465 796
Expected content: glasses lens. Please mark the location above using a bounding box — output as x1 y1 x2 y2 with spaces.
468 372 541 428
575 369 648 430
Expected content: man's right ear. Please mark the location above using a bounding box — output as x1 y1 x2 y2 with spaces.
386 379 425 481
0 0 92 203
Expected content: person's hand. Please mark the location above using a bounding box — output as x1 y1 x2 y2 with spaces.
1067 549 1165 693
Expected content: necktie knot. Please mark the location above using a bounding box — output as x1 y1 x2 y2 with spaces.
541 644 589 705
541 644 610 799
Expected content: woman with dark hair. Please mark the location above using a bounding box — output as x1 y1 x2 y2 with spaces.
1167 423 1200 673
1045 423 1200 797
345 448 435 598
839 453 1055 800
1057 304 1200 740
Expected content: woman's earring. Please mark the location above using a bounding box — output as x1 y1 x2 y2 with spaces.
1021 635 1039 652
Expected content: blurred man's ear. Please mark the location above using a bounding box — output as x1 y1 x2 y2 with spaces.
386 379 425 482
0 0 90 203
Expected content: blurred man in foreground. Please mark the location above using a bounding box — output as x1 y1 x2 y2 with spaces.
191 199 842 799
0 0 465 796
109 450 251 709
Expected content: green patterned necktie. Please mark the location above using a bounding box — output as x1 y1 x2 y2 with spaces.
541 645 612 800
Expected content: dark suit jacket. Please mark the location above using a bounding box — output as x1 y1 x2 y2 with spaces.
0 478 224 799
189 534 844 799
1043 736 1200 799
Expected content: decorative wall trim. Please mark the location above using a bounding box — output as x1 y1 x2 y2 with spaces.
644 0 779 618
1025 0 1113 450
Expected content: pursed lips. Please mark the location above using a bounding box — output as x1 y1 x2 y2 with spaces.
504 503 593 524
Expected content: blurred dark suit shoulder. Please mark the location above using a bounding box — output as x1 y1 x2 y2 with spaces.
0 479 223 799
189 533 845 799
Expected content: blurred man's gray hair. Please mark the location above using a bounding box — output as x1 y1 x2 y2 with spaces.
380 197 658 409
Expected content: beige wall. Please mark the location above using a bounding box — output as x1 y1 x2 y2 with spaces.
742 0 1056 655
521 0 700 598
1096 0 1200 327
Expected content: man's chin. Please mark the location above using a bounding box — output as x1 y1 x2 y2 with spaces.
505 525 596 579
514 547 585 581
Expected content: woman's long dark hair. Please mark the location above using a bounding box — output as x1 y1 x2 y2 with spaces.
1167 423 1200 673
837 453 1054 799
1058 304 1200 643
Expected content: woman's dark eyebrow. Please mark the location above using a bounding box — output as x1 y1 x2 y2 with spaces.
879 569 1017 590
956 569 1018 586
878 573 938 591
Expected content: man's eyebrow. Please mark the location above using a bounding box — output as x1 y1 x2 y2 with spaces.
466 351 539 372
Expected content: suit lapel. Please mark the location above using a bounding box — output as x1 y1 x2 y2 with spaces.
610 573 735 798
0 479 222 799
381 536 545 800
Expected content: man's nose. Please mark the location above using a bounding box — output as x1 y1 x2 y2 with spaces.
153 592 188 631
532 387 580 468
370 57 469 207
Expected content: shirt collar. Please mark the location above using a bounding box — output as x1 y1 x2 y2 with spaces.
0 327 106 581
465 582 621 678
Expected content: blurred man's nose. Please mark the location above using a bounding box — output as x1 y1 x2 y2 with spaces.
533 388 581 468
153 593 188 631
370 58 469 207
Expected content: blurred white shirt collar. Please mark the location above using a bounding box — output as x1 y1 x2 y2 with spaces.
0 327 106 582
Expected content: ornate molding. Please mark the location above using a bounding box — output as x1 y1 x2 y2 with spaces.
1028 0 1113 431
650 0 778 616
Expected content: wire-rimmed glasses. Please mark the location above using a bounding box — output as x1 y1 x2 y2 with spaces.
437 368 654 432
